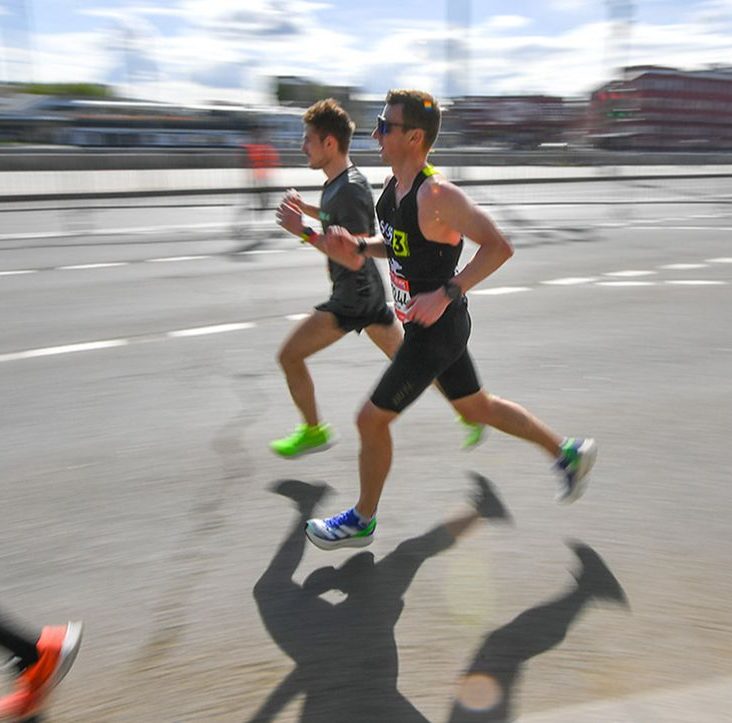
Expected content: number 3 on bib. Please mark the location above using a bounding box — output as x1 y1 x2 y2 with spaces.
392 230 410 257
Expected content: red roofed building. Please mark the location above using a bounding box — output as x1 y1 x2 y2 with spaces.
589 65 732 150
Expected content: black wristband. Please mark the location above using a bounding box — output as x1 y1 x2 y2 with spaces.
443 280 462 301
356 238 368 255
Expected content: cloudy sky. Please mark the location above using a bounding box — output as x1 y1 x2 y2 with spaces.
1 0 731 104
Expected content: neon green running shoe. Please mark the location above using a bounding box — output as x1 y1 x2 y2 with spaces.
270 423 334 458
458 416 487 450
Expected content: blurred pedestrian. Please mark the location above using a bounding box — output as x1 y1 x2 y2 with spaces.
243 127 280 213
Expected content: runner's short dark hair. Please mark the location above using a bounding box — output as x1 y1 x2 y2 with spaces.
386 89 441 151
303 98 355 154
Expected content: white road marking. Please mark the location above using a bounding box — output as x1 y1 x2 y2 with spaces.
602 270 656 277
3 247 728 365
0 324 256 364
0 223 229 243
167 322 255 337
631 225 732 231
0 339 129 363
241 249 287 255
664 279 727 286
128 223 224 234
470 287 531 295
145 255 212 263
59 262 129 270
595 280 656 287
541 277 599 285
0 231 77 241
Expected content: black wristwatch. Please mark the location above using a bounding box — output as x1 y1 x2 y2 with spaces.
443 280 462 301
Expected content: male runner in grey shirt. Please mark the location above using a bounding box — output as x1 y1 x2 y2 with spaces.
271 99 483 457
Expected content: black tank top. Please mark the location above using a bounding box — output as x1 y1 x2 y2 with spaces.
375 164 463 322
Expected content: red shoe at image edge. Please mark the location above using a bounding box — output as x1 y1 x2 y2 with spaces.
0 622 83 720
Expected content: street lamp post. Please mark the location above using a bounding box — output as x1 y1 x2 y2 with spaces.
446 0 471 99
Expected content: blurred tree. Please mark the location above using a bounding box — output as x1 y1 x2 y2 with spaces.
17 83 115 98
275 76 352 107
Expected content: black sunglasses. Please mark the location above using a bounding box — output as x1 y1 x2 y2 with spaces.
376 115 414 135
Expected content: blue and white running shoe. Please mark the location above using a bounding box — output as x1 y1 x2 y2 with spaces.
555 437 597 504
305 507 376 550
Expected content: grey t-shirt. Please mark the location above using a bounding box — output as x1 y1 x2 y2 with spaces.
318 166 387 315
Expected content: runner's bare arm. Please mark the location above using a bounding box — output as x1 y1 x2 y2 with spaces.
276 199 383 267
276 199 332 260
322 226 387 269
282 188 320 219
404 179 513 327
418 178 513 293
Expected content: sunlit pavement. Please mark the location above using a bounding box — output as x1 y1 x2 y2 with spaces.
519 675 732 722
1 177 730 721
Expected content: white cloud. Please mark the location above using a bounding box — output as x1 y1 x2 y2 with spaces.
10 2 732 106
622 20 732 70
486 15 532 31
30 32 113 84
124 5 186 17
178 0 327 34
682 0 732 30
549 0 585 11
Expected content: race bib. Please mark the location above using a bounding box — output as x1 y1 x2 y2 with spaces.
390 271 411 322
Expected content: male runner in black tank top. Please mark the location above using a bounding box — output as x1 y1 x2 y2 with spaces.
284 90 597 550
272 99 484 458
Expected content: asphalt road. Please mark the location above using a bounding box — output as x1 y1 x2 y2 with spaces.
1 178 731 722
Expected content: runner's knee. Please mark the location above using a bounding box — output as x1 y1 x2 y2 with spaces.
357 401 393 435
277 340 306 370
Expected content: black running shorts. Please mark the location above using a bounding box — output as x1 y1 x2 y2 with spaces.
315 300 395 334
370 299 481 413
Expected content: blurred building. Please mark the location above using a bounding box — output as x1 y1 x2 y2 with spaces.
443 95 586 149
589 65 732 150
0 93 304 148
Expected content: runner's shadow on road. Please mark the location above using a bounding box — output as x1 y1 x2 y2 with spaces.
247 477 628 723
447 542 629 722
247 475 511 723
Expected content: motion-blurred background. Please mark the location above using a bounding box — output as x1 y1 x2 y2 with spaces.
1 2 731 722
1 0 731 153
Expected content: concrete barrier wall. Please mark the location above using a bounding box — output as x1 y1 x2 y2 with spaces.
2 138 732 203
1 163 732 202
2 147 732 171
